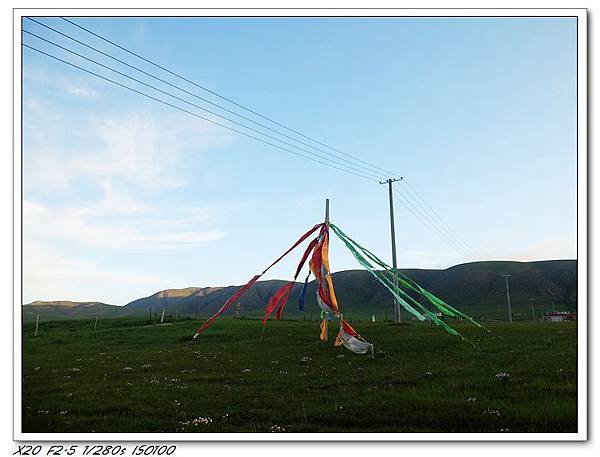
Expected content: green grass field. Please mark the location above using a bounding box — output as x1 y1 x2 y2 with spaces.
22 317 577 433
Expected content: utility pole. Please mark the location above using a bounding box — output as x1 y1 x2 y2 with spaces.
379 177 402 323
539 305 544 322
529 298 536 321
502 274 513 322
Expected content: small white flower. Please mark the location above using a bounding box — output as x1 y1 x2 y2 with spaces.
482 408 501 417
242 368 251 373
189 416 213 425
495 372 509 380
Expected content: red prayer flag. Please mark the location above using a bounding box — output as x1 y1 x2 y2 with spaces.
194 223 323 337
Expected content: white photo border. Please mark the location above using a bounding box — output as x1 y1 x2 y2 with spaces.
13 7 588 442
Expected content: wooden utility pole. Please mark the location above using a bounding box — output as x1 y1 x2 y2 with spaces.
379 178 403 323
161 290 168 322
502 274 513 322
529 298 536 321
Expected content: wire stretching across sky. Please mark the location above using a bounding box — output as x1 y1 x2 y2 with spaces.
60 16 400 180
392 188 476 260
22 17 480 260
25 17 389 181
401 178 481 258
23 44 383 183
23 30 385 182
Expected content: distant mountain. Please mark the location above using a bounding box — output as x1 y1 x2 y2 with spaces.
22 300 138 322
24 260 576 322
126 259 577 319
125 287 217 309
125 280 295 316
315 260 577 319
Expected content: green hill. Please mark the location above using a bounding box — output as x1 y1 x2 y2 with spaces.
127 259 577 320
24 260 576 322
22 300 139 322
125 287 215 309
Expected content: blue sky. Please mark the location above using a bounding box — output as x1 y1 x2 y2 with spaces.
22 16 577 305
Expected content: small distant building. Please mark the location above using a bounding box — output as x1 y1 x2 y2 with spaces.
543 311 577 322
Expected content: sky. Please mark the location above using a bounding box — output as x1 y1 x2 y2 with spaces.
22 16 577 305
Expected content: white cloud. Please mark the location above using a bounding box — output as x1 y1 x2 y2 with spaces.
24 110 231 194
21 74 237 301
508 238 576 261
24 64 98 99
23 243 162 305
24 198 225 250
62 82 97 98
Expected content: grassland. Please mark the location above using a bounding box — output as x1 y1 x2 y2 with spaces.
22 317 577 434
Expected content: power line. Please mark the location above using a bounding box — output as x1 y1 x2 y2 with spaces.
25 19 479 258
393 191 473 261
25 18 389 180
401 178 481 257
23 29 385 182
391 181 479 258
393 187 475 259
23 43 380 183
392 188 474 260
59 16 402 180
